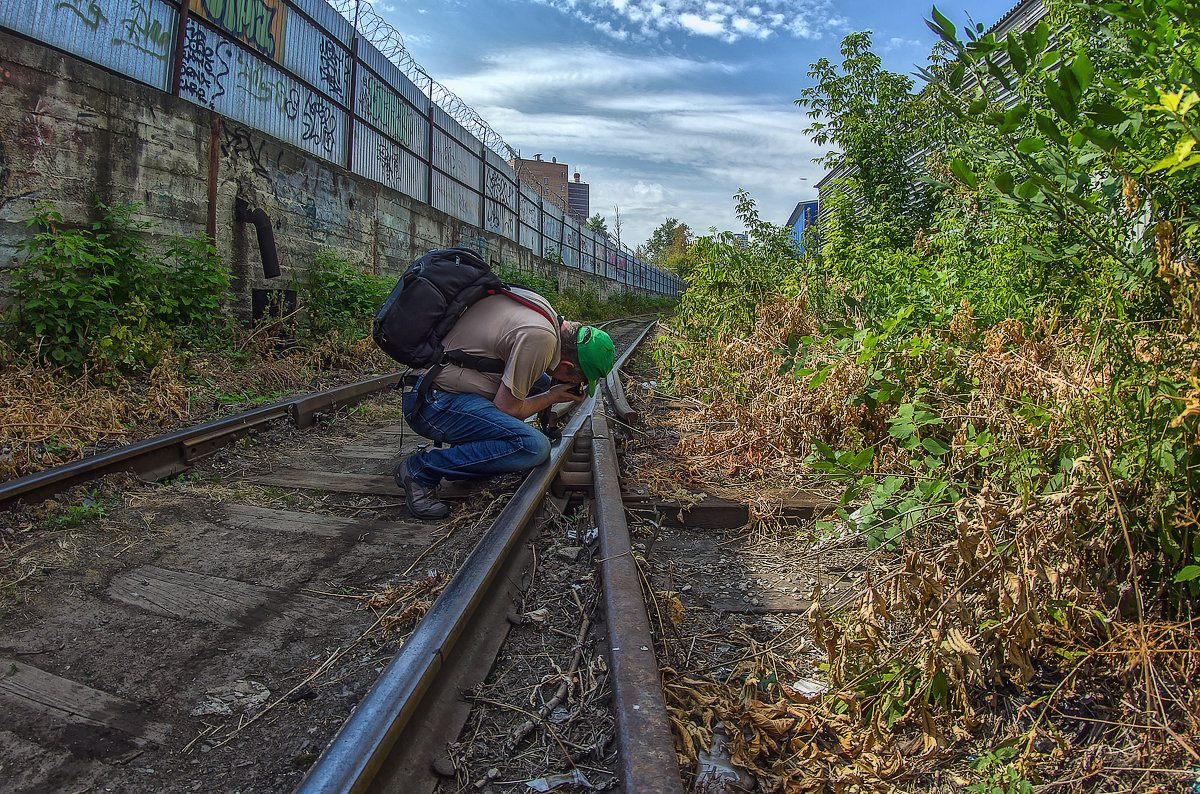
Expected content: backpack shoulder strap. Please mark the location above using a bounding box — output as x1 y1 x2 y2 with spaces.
498 287 564 329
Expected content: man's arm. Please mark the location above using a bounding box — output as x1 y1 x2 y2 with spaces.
494 382 584 420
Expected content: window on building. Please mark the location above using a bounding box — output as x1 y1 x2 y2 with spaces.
543 177 549 185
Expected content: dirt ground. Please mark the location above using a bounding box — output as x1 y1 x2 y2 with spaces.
0 396 507 793
1 345 877 794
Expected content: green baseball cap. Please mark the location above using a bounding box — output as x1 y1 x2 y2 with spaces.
576 326 615 396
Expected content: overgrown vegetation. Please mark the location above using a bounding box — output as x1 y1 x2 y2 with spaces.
655 0 1200 789
496 262 675 321
0 203 672 483
5 200 232 373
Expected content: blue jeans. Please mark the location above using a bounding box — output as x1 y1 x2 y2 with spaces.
401 375 552 486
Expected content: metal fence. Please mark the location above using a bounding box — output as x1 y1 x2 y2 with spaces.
0 0 684 296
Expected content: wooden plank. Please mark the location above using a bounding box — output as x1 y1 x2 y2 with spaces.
106 566 340 628
246 470 399 496
220 504 432 544
622 484 835 528
0 659 170 745
330 445 397 461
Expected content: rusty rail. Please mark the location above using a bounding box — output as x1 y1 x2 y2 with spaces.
0 372 403 509
592 408 683 792
295 321 679 793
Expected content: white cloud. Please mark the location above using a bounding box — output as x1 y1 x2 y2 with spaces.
443 43 824 243
529 0 845 43
881 36 924 53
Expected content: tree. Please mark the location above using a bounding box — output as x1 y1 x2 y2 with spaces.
612 205 623 249
643 218 694 275
796 31 939 247
586 214 608 236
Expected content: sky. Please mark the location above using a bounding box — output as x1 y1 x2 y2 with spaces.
365 0 1018 248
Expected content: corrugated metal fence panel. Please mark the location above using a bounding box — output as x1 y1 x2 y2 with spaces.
483 163 517 240
432 170 481 226
543 204 562 246
191 0 286 60
519 184 540 227
3 0 177 91
431 128 481 191
431 103 483 155
353 120 427 200
291 0 354 45
355 69 427 154
581 234 595 274
520 224 542 256
283 10 351 106
543 215 561 255
179 20 347 163
484 148 512 180
562 224 578 269
356 39 429 113
484 197 516 240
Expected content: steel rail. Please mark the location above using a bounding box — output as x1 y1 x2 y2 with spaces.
295 320 658 794
0 372 403 509
592 409 683 792
295 392 595 794
601 320 657 424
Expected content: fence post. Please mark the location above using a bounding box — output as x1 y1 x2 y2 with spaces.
169 0 193 97
346 28 359 172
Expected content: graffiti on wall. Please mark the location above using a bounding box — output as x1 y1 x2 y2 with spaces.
432 131 475 188
221 121 340 244
180 21 345 163
318 38 349 102
221 122 275 178
375 140 408 184
235 55 299 117
301 93 337 158
56 0 107 31
195 0 287 62
180 23 231 107
114 0 172 62
483 168 515 239
357 72 415 149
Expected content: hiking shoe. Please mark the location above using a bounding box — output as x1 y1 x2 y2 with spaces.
437 478 492 499
396 460 449 520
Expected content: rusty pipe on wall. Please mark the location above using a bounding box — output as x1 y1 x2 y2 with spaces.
234 196 281 278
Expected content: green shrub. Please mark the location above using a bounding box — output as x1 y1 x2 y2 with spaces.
297 251 391 336
4 200 231 372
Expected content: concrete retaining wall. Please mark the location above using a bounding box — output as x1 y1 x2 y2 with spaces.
0 29 629 320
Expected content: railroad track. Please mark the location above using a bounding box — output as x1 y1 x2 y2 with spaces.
0 319 687 793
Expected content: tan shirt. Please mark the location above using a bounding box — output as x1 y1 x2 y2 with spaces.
422 288 560 400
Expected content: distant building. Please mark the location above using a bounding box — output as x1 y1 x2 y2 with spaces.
508 155 570 213
567 172 590 224
784 200 819 253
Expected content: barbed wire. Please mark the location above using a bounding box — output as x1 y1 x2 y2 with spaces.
331 0 519 161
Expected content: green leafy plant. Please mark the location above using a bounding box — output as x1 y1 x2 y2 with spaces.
966 743 1035 794
297 252 390 337
4 199 231 372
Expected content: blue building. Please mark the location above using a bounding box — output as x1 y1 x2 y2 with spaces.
784 200 819 253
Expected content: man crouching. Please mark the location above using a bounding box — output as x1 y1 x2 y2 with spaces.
396 285 615 519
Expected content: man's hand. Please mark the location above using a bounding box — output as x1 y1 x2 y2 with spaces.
548 382 587 404
494 381 585 420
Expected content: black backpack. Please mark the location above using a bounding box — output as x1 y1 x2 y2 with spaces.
372 248 559 399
